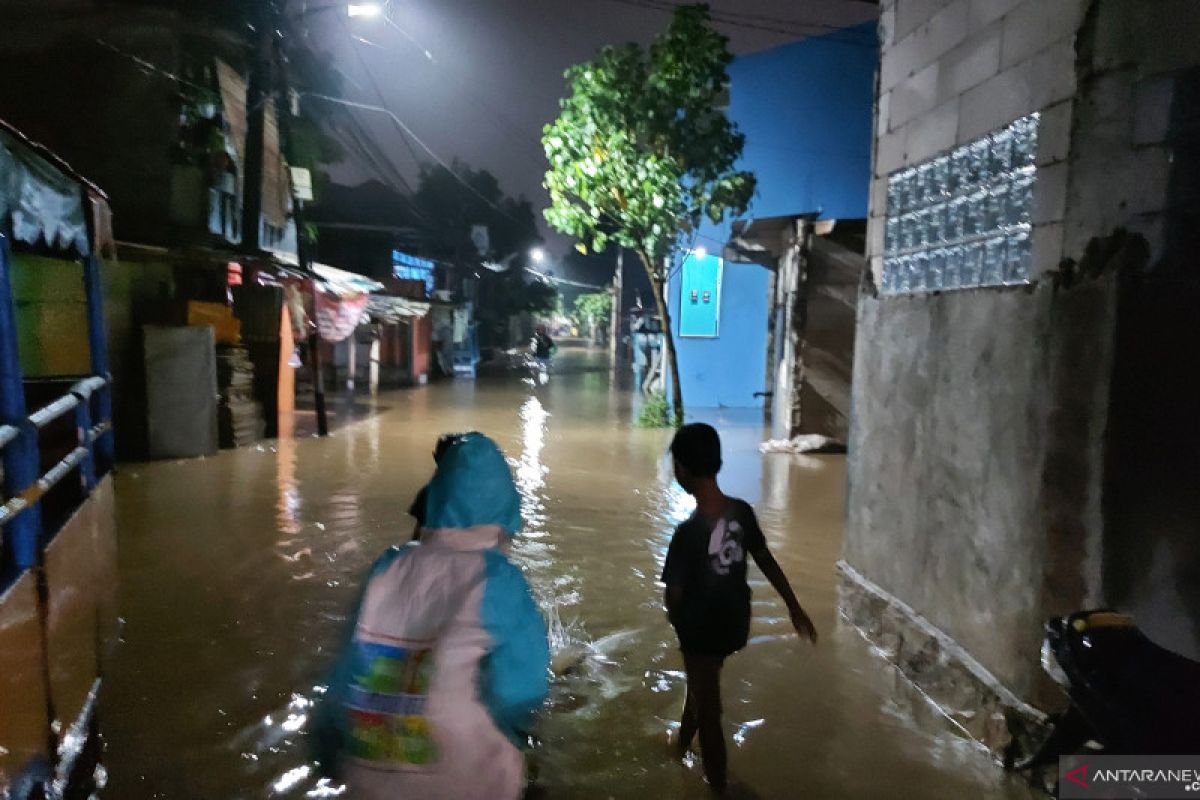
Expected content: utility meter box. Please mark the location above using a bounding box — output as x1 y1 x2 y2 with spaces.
679 251 723 338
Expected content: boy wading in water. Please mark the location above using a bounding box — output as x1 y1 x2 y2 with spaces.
662 423 818 793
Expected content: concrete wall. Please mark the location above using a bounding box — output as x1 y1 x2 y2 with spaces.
845 0 1200 718
849 0 1097 701
672 27 877 410
1067 2 1200 660
11 255 92 377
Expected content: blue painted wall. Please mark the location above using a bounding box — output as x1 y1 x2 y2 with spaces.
671 256 771 409
670 25 877 410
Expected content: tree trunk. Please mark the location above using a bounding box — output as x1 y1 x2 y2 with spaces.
641 252 684 426
609 249 623 368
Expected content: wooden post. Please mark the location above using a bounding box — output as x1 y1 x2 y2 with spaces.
272 36 328 436
406 320 417 384
369 331 380 397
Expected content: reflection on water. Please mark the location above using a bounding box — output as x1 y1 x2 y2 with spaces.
101 349 1034 799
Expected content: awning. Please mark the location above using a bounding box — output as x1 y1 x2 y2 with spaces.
367 294 431 322
0 120 111 257
724 215 810 267
312 263 383 296
267 249 384 297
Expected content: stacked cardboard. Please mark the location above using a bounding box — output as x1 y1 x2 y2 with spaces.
216 344 263 448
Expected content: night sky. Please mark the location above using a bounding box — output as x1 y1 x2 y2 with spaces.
310 0 878 253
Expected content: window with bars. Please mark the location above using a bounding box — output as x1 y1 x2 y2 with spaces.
881 113 1039 295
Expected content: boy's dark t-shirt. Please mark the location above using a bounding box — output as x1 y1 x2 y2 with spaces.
661 498 767 657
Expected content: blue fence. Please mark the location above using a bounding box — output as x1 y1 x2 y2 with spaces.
0 234 114 586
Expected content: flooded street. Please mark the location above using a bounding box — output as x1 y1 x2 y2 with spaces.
101 348 1034 799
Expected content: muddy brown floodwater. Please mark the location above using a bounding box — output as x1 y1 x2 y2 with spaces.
100 348 1036 799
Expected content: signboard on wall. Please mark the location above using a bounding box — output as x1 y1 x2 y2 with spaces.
393 250 435 297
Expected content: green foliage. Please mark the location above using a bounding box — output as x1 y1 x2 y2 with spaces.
412 161 539 263
636 392 673 428
410 161 558 336
573 291 613 324
525 280 561 314
541 3 756 272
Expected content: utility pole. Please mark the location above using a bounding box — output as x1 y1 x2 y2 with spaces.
609 249 622 368
244 4 329 435
241 5 271 252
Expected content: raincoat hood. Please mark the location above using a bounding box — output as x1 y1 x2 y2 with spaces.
424 432 522 536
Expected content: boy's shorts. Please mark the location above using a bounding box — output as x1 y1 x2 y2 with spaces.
674 614 750 658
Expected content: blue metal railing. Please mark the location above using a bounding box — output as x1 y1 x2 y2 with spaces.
0 233 114 578
0 376 111 522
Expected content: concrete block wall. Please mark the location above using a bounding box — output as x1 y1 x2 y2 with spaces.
852 0 1094 705
868 0 1088 285
847 0 1200 738
1063 0 1200 661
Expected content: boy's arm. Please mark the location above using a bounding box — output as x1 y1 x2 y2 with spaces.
664 582 685 628
661 528 687 628
750 546 817 644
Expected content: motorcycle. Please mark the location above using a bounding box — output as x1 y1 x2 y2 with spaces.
528 332 555 385
1009 609 1200 779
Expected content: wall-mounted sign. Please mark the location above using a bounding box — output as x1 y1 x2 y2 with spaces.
289 167 314 202
393 250 436 297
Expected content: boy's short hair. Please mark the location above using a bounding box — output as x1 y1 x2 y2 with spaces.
671 423 722 477
434 433 460 462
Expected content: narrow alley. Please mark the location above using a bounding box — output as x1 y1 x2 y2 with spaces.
100 349 1034 798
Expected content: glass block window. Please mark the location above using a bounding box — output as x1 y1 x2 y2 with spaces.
882 113 1039 295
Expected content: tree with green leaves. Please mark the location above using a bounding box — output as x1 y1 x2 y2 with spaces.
542 3 755 425
411 161 557 346
574 291 614 342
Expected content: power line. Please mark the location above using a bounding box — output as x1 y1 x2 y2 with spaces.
375 9 542 170
93 37 212 97
695 1 873 34
588 0 876 48
524 267 608 291
302 92 527 227
335 10 428 173
94 32 420 217
648 0 875 39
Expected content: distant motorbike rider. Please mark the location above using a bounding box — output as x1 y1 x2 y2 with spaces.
531 325 556 368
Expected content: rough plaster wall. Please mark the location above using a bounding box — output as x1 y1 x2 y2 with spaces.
847 287 1050 695
1067 0 1200 660
845 0 1104 698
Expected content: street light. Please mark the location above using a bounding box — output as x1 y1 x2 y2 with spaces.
241 0 383 435
347 3 383 18
480 246 548 273
293 2 382 20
